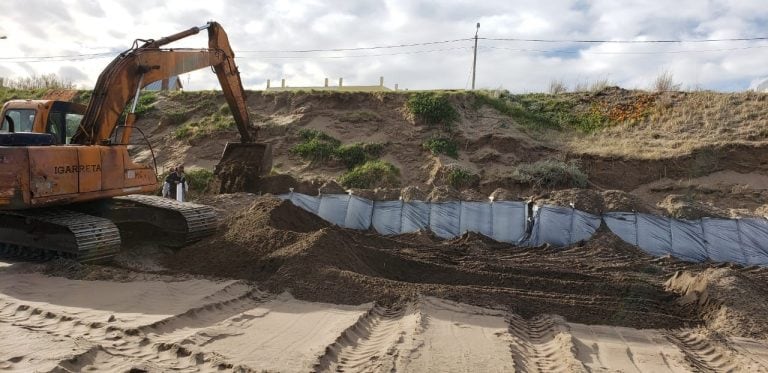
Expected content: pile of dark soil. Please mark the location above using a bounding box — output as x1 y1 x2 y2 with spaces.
163 196 735 331
666 267 768 340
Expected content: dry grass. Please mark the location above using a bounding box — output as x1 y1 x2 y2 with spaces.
652 70 681 92
548 80 568 94
559 91 768 158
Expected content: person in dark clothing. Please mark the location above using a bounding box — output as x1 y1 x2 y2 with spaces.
164 167 180 199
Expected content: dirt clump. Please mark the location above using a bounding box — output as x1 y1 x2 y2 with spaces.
756 204 768 217
666 267 768 339
601 189 656 213
349 188 377 200
400 186 427 201
319 180 346 194
535 189 657 215
535 188 604 215
658 194 729 219
459 189 488 201
213 160 260 193
426 186 461 202
373 188 402 201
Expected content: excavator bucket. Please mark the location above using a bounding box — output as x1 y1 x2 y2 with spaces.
214 142 273 193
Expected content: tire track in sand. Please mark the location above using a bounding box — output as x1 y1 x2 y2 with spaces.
664 330 768 372
506 314 587 373
313 302 422 372
0 283 272 372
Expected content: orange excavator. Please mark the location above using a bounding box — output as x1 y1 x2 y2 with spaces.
0 22 271 262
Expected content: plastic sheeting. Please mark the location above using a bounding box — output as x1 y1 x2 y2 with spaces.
287 193 320 214
460 202 493 238
430 202 461 239
280 193 768 267
371 200 402 235
605 212 768 266
491 201 527 244
281 193 529 243
317 194 350 227
345 196 374 230
401 202 430 233
527 205 601 247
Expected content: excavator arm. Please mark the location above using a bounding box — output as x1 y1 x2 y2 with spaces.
72 22 253 145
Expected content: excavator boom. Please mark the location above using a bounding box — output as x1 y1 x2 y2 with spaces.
73 22 255 145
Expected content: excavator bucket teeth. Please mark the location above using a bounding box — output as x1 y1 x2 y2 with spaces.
214 142 273 193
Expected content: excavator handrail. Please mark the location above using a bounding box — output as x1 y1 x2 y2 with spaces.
111 124 158 176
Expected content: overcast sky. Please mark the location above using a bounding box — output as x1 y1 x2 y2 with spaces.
1 0 767 92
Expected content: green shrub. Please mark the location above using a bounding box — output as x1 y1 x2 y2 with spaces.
174 125 193 139
134 91 157 116
406 92 458 131
297 128 341 144
471 92 518 116
72 90 92 105
219 103 231 115
173 112 235 140
511 159 588 189
422 137 459 158
185 168 214 191
445 166 479 189
161 110 189 126
335 143 384 168
339 160 400 189
291 129 341 162
291 138 338 162
291 129 384 167
0 88 47 103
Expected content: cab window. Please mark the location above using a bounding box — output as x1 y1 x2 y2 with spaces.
46 111 83 144
1 109 36 132
65 113 83 144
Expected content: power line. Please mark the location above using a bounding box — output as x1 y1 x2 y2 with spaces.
482 44 768 55
0 52 115 61
480 36 768 43
242 46 472 59
238 38 472 53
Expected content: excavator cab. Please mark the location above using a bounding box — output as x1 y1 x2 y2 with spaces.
0 100 85 145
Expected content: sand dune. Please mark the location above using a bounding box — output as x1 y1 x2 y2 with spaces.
1 265 767 372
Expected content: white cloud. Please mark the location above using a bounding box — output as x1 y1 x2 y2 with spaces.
0 0 767 92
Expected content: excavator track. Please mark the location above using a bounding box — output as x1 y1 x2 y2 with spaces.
82 195 219 247
0 209 121 263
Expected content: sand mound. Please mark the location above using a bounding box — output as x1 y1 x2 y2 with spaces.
537 188 656 215
166 196 710 329
666 267 768 339
658 194 730 219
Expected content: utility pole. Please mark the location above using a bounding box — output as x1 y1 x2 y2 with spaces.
471 22 480 90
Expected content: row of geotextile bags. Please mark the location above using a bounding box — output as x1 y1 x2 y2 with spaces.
280 193 768 266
